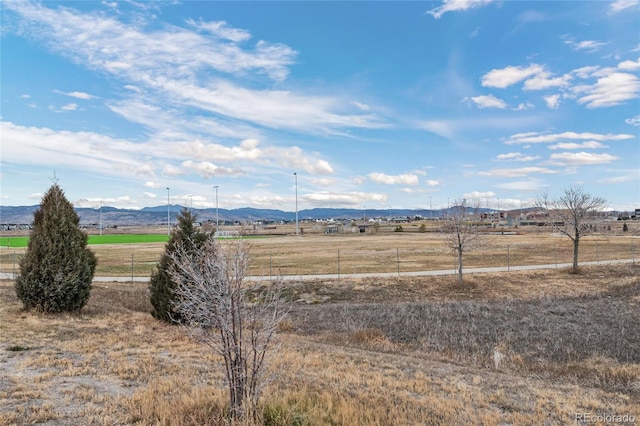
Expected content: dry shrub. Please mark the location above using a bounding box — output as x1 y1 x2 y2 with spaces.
86 282 152 314
123 378 228 425
290 278 640 389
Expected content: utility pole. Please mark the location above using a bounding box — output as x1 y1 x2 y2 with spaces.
166 187 170 236
213 185 219 232
294 173 299 235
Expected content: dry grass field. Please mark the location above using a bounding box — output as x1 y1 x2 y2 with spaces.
1 262 639 425
1 221 639 278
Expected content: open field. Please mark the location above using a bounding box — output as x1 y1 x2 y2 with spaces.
0 234 171 248
1 264 639 425
1 221 639 278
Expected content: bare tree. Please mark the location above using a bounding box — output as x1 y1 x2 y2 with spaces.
535 186 606 274
441 199 484 284
168 236 288 421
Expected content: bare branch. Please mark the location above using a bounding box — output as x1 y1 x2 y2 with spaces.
534 186 607 273
167 236 289 421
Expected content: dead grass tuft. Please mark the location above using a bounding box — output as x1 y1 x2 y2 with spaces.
1 264 639 424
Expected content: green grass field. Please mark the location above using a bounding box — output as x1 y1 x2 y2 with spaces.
0 234 170 248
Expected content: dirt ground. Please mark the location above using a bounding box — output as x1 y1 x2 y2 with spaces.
1 264 639 425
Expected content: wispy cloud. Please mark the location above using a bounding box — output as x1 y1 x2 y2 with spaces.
185 19 252 43
478 167 556 177
367 172 419 185
54 89 95 99
481 64 544 88
495 152 540 162
463 94 507 109
427 0 495 19
576 72 640 108
505 131 634 145
1 121 335 183
4 1 384 135
609 0 638 14
564 39 608 53
543 94 561 109
303 191 387 207
548 141 607 150
626 115 640 126
483 59 640 109
549 152 619 166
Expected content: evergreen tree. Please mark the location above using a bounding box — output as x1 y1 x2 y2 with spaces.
15 183 97 312
150 208 211 323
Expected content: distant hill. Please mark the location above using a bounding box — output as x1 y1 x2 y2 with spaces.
0 204 456 226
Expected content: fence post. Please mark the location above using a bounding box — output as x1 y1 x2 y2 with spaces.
338 249 341 280
595 241 599 265
13 251 16 278
131 253 134 284
269 252 272 281
507 245 510 272
633 242 636 265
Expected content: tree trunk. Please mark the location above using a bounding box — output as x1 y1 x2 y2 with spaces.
457 249 464 284
572 236 580 273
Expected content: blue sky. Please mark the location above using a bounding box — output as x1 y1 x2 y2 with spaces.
1 0 639 213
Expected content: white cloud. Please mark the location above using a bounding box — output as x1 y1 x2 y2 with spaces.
549 152 619 166
427 0 495 19
61 103 78 111
181 160 244 178
543 94 561 109
303 191 387 207
577 72 640 108
572 66 601 79
144 181 161 188
523 72 571 91
163 164 186 176
367 172 419 185
496 152 540 162
352 101 371 111
4 2 386 134
425 180 441 187
144 192 157 198
464 94 507 109
513 102 534 111
418 120 456 139
463 191 495 199
609 0 638 13
564 39 608 52
618 58 640 71
186 19 252 43
478 167 556 177
548 141 607 150
505 131 634 145
54 89 94 99
481 64 544 88
626 115 640 126
20 94 31 99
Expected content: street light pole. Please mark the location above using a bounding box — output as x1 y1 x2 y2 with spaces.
213 185 219 231
166 187 170 236
294 173 299 235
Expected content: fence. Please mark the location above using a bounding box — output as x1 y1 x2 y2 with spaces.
0 237 637 281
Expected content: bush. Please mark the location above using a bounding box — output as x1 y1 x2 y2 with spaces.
394 225 404 232
14 183 97 312
149 208 211 323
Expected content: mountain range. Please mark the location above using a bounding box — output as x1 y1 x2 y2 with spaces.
0 204 455 226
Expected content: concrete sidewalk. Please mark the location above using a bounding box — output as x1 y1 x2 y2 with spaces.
2 258 634 283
